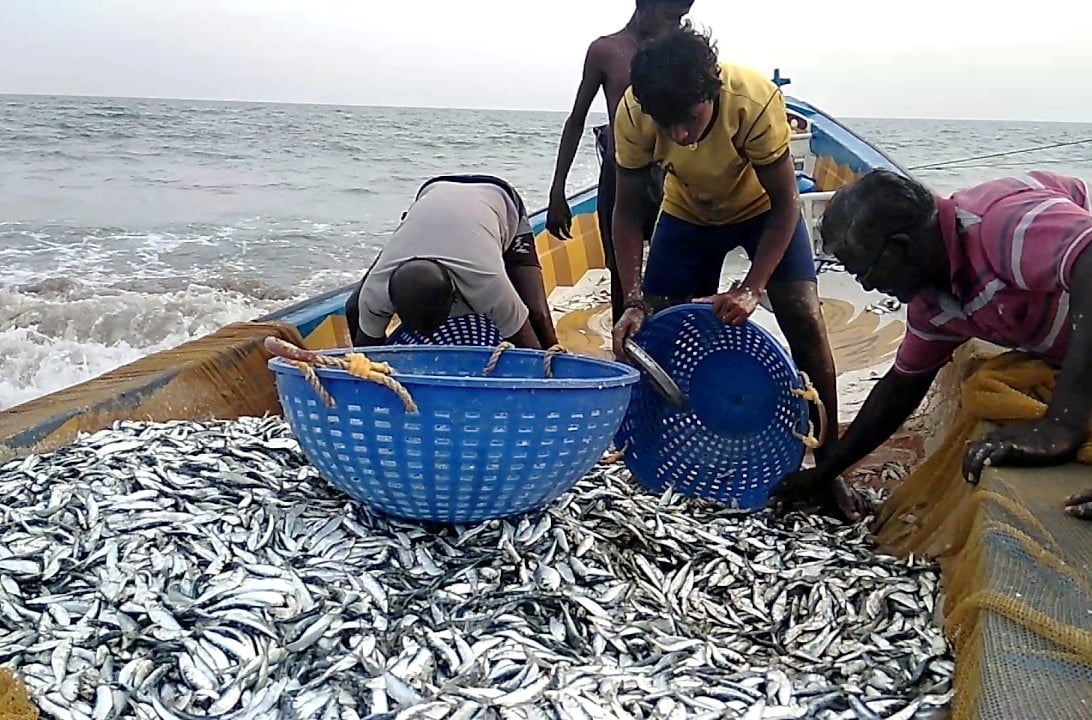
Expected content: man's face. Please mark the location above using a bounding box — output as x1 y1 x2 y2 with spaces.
637 1 693 36
660 100 714 147
831 232 926 304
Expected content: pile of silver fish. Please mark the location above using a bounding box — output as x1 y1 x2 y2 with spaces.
0 416 953 720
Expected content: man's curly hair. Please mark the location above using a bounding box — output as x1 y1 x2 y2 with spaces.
630 21 722 128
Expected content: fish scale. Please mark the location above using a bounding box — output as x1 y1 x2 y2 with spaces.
0 416 954 720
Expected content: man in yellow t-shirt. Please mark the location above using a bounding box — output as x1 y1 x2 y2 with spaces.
610 23 846 506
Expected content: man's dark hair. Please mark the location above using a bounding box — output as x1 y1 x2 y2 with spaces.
388 258 454 335
630 21 722 128
819 169 937 253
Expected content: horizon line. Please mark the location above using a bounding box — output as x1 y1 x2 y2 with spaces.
1 90 1087 125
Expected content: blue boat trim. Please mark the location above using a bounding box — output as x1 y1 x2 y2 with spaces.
785 97 914 179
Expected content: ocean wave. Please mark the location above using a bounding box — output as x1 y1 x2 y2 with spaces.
0 283 289 411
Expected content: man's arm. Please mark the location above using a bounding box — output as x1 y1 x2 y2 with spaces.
697 85 799 325
613 166 652 303
817 367 939 479
775 312 964 520
346 276 388 347
1018 251 1092 517
819 316 963 478
609 166 655 359
1004 194 1092 429
745 150 800 293
1030 250 1092 441
352 329 386 347
345 283 363 346
774 365 938 522
547 42 604 235
737 82 798 294
608 90 660 358
962 195 1092 483
506 319 543 350
507 263 558 348
1043 248 1092 431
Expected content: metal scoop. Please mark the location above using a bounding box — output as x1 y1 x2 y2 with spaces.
624 337 687 410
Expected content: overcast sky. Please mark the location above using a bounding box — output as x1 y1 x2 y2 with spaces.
1 0 1088 121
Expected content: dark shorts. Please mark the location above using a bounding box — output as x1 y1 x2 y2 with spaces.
642 210 817 299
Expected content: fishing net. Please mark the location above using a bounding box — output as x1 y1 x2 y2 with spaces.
873 351 1092 720
0 668 37 720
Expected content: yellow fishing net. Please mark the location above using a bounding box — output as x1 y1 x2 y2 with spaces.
873 351 1092 720
0 668 37 720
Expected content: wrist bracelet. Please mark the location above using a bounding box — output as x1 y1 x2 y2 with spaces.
623 299 648 314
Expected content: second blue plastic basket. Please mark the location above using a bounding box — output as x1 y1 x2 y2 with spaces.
269 345 640 524
614 303 812 509
386 313 504 347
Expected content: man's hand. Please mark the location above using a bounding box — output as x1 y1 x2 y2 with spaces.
1064 488 1092 520
545 192 573 240
695 285 760 326
771 467 873 523
612 306 646 361
963 417 1086 485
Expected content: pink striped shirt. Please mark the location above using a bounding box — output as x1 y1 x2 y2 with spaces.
894 170 1092 376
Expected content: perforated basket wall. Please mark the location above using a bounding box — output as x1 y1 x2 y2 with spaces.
386 313 504 347
615 303 810 509
269 346 640 524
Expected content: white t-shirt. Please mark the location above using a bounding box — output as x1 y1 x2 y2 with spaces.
356 179 533 339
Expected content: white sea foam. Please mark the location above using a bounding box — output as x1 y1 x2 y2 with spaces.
0 282 294 411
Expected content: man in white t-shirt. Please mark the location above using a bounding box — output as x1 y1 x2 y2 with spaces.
345 175 558 349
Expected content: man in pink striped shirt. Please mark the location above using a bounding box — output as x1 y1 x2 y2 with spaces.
774 168 1092 522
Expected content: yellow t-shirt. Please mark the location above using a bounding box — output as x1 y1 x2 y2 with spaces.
613 61 792 226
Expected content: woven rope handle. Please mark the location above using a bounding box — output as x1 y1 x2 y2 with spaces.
543 344 569 378
790 370 829 450
482 342 515 375
482 342 570 378
264 337 418 413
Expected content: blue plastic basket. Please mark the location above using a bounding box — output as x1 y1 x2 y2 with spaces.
269 345 640 524
614 303 812 509
386 313 504 347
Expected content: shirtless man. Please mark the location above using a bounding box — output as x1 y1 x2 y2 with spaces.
546 0 695 325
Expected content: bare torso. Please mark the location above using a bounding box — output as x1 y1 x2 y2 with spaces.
591 30 641 147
